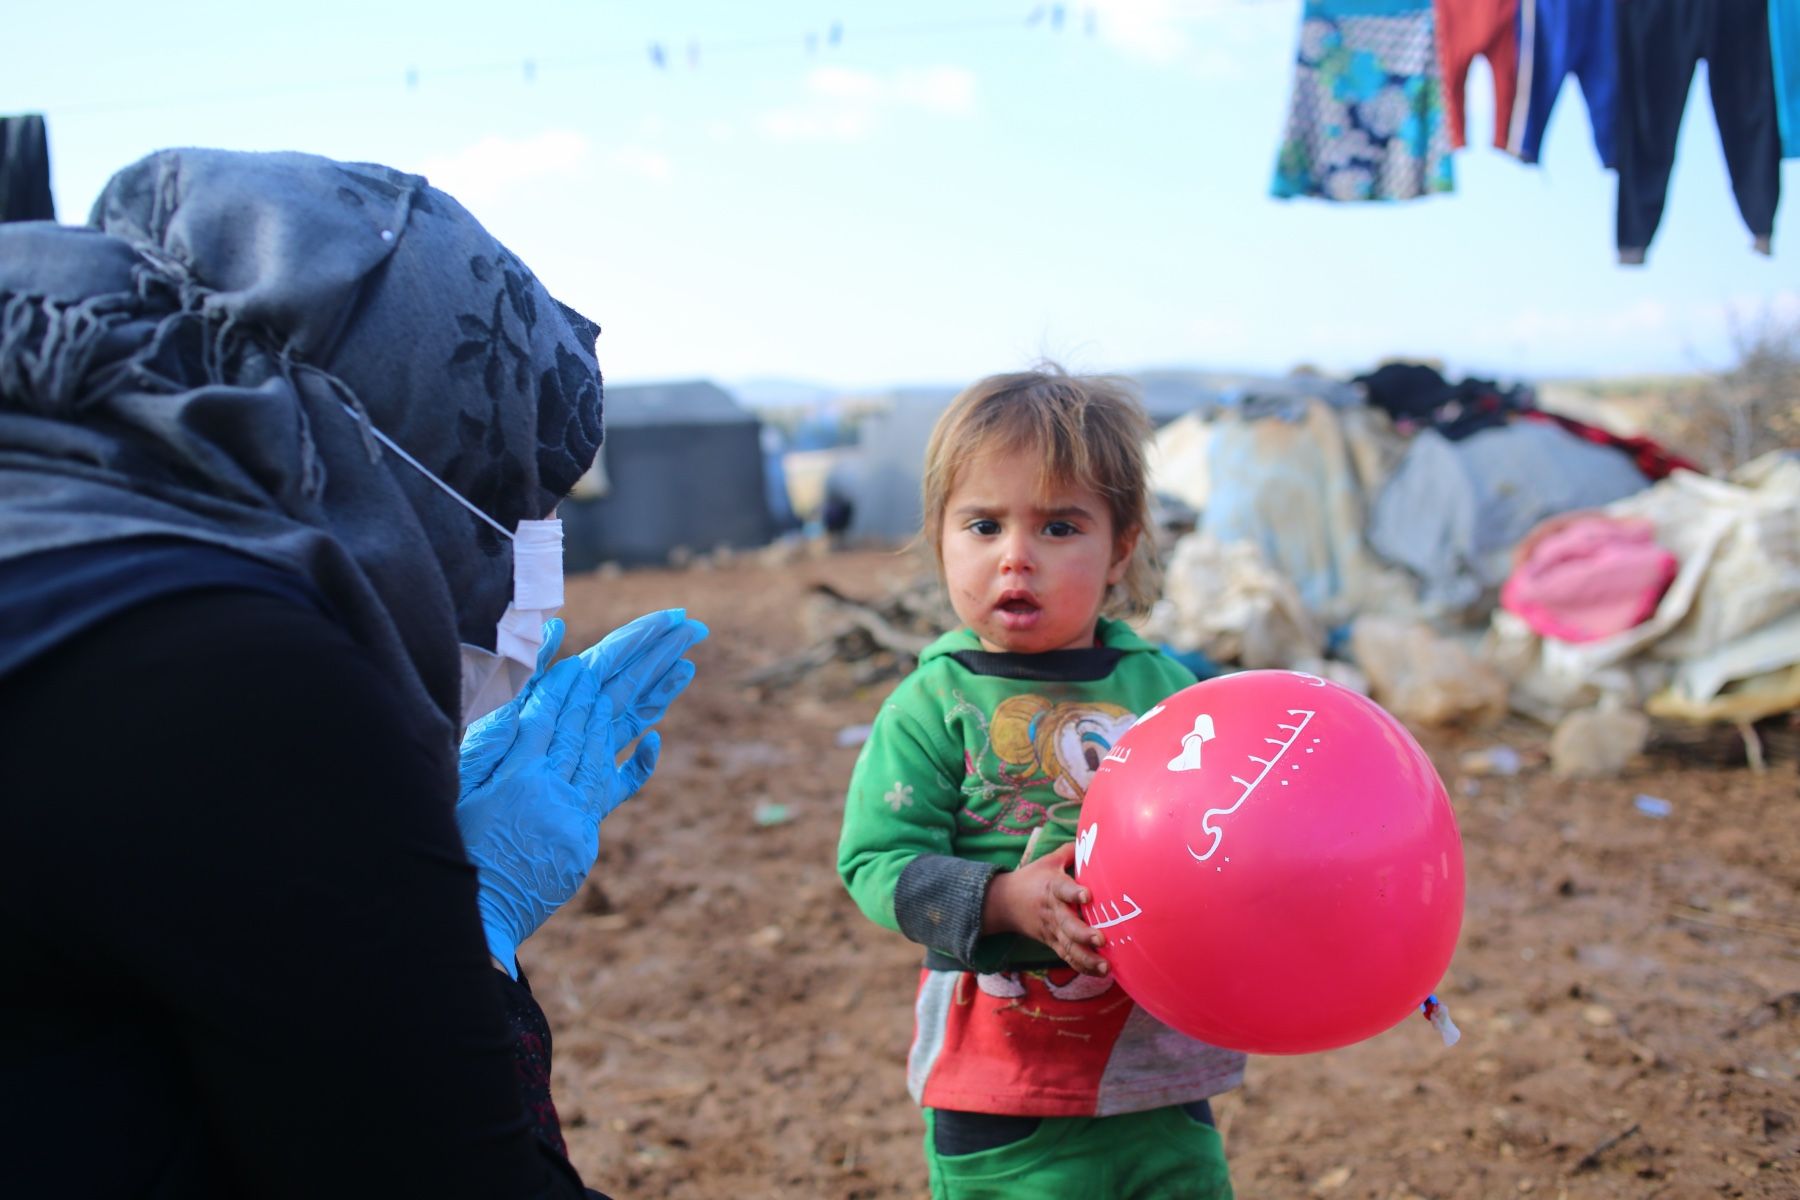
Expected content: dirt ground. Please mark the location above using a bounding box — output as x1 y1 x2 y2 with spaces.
528 547 1799 1200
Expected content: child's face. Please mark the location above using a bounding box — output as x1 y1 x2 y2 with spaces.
939 445 1135 654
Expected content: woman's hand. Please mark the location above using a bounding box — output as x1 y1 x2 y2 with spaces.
982 841 1109 976
455 610 707 976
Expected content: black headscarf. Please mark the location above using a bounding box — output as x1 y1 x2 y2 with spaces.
0 148 603 740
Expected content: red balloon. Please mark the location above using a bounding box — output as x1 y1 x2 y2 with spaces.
1073 669 1463 1055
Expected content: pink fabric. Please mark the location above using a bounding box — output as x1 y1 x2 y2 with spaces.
1500 514 1678 643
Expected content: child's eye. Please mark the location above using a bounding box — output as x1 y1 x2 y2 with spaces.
968 518 1000 536
1043 520 1079 538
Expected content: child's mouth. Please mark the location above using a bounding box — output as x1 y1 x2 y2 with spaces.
996 594 1040 628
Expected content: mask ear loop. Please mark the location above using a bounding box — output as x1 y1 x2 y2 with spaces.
301 362 516 542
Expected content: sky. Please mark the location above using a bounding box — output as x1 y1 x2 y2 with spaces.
6 0 1798 393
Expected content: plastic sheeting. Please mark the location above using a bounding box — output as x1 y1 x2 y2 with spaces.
1368 421 1651 616
1186 398 1413 627
1145 532 1324 669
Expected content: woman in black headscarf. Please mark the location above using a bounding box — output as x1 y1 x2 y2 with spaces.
0 149 700 1197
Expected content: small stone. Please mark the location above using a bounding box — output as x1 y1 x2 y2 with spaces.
1312 1165 1352 1192
1550 706 1649 779
1581 1004 1618 1027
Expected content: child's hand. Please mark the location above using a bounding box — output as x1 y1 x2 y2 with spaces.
982 842 1110 976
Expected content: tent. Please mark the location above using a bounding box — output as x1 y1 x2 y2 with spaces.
562 380 775 569
832 387 956 544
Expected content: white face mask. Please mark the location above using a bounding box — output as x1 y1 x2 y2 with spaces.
458 516 563 727
330 397 566 728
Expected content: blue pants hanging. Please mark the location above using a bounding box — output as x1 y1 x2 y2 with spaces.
1508 0 1618 166
1614 0 1783 262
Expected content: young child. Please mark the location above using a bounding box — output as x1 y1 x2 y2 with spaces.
838 365 1245 1198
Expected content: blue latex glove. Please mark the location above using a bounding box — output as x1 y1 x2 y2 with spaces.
457 618 567 797
576 608 709 743
455 610 707 975
456 662 620 977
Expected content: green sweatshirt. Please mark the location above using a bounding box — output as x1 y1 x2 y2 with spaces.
837 617 1196 972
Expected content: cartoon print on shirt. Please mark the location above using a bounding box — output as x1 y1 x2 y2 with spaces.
991 694 1138 803
943 690 1133 838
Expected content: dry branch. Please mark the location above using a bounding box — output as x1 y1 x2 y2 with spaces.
1570 1122 1640 1174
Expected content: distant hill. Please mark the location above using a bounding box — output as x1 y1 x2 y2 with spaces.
725 378 844 412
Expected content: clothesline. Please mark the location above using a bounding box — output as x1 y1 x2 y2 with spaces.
29 6 1273 119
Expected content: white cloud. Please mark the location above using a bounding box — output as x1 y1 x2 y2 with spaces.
1495 299 1674 346
1460 291 1800 375
757 105 872 144
754 64 979 144
608 144 672 182
808 66 882 101
1187 312 1254 346
1089 0 1192 64
894 66 977 115
1489 290 1798 365
1718 288 1800 328
1602 298 1674 337
1084 0 1289 82
417 131 592 209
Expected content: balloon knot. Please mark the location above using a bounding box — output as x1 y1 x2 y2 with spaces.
1421 994 1461 1047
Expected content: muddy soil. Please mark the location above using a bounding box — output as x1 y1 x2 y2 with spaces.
531 548 1799 1200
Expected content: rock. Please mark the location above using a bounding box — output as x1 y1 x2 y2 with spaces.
1350 615 1509 727
1550 706 1650 778
1312 1165 1352 1192
1581 1004 1618 1027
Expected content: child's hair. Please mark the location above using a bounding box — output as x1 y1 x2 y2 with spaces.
921 362 1159 617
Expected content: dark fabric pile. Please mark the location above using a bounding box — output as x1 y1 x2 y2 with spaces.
1354 360 1699 480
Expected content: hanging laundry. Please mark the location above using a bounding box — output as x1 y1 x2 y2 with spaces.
1272 0 1455 201
1774 0 1800 157
1614 0 1782 262
1433 0 1519 149
0 115 54 223
1507 0 1618 166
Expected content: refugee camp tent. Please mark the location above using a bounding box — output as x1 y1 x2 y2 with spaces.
831 387 956 544
562 380 775 569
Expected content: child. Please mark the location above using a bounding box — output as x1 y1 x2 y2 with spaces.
838 365 1245 1199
